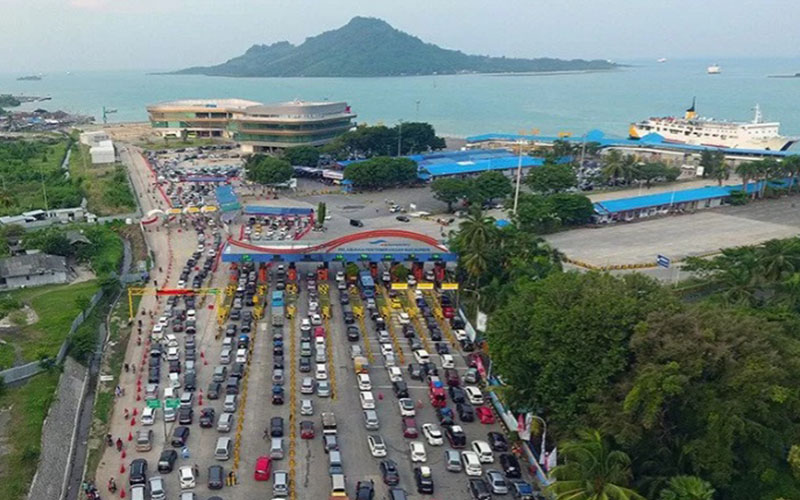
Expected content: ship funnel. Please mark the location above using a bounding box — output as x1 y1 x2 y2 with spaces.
685 97 697 120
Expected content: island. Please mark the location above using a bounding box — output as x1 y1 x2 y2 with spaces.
171 17 619 78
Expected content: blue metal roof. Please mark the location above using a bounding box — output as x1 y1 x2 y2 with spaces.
423 156 544 176
244 206 313 216
467 130 798 158
215 185 240 211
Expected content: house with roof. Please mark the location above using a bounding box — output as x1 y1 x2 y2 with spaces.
0 254 69 289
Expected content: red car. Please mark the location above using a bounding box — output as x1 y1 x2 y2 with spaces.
476 406 495 424
254 456 271 481
402 416 419 438
314 326 325 338
300 420 315 439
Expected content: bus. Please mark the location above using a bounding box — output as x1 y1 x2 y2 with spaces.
358 270 375 298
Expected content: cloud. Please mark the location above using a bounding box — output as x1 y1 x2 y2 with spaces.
69 0 108 9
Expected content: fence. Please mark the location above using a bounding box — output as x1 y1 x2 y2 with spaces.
0 289 104 384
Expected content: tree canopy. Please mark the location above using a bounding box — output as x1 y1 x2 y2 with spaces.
514 192 594 233
245 155 293 185
343 157 418 190
472 170 512 204
526 162 578 194
430 178 472 212
322 122 445 160
282 146 320 167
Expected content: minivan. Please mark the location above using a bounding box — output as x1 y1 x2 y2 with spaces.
135 429 153 452
330 473 347 497
270 437 284 459
217 413 233 432
215 437 232 460
212 366 227 383
273 470 289 496
223 394 237 412
179 391 194 409
329 450 343 474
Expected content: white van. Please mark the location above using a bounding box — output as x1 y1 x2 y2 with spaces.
151 324 164 341
359 391 375 409
270 437 284 459
471 440 494 463
219 348 231 365
217 412 233 432
462 450 482 476
169 372 181 389
215 437 232 460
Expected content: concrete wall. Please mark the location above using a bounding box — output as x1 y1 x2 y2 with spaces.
4 271 68 290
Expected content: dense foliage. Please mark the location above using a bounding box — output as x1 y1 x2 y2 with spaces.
322 122 445 160
0 94 21 107
343 157 418 189
176 17 618 77
514 192 594 233
282 146 320 167
526 162 578 194
430 171 512 211
245 155 293 185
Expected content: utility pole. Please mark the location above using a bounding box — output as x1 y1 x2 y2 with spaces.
40 168 49 211
512 139 524 214
397 119 404 157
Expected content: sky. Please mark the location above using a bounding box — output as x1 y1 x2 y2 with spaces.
2 0 799 72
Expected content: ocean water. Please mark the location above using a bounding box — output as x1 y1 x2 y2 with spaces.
2 58 800 140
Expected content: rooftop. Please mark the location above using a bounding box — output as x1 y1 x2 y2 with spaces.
148 98 262 110
0 254 67 279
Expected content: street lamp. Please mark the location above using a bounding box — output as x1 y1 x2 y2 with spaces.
397 119 404 157
512 139 525 214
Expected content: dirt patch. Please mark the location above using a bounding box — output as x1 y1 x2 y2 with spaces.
0 405 13 457
0 305 38 329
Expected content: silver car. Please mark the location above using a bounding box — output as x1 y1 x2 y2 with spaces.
445 449 462 472
300 399 314 416
317 380 331 397
486 469 509 495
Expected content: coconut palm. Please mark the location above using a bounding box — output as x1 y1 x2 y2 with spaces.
658 475 715 500
710 160 731 186
456 210 496 285
547 429 645 500
757 238 800 282
602 150 627 184
783 155 800 191
734 162 759 198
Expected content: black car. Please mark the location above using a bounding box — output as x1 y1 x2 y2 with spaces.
380 459 400 486
148 368 160 384
273 345 284 357
429 328 443 342
451 317 465 329
129 458 147 485
402 325 416 338
229 309 241 321
408 363 424 381
171 426 190 447
178 408 194 425
488 432 509 452
231 363 245 379
157 449 177 473
462 339 476 352
414 466 434 494
396 215 410 223
500 453 522 479
271 416 284 437
347 326 360 341
225 324 238 337
355 479 375 500
273 356 285 370
343 311 355 324
457 402 475 422
449 386 466 404
445 425 466 448
340 293 350 305
207 382 221 400
393 380 409 398
299 357 311 372
169 360 181 374
469 478 492 500
435 343 449 355
422 362 439 378
184 372 196 392
199 408 215 428
208 465 224 489
225 377 240 395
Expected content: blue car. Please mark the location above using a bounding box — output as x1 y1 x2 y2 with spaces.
510 480 535 500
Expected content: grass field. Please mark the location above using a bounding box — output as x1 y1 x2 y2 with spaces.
136 137 230 151
69 144 136 216
0 280 100 369
0 370 61 500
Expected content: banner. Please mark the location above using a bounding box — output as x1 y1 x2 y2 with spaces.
476 311 488 332
518 412 533 441
546 447 558 472
441 282 459 290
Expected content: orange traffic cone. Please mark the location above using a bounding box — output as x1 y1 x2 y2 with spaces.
133 408 138 416
198 395 203 406
120 463 126 474
121 449 126 458
127 432 133 441
136 394 141 401
130 417 136 426
120 487 126 498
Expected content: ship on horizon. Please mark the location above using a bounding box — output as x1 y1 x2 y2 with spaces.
629 99 796 151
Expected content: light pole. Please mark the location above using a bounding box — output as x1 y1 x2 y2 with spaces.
512 139 525 214
397 119 404 157
531 415 548 465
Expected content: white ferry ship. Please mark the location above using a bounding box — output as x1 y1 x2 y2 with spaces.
629 100 796 151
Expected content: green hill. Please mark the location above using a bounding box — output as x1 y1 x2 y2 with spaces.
173 17 618 78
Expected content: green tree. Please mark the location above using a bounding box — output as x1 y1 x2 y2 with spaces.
344 262 359 279
430 178 471 212
343 157 418 189
734 161 759 198
548 429 644 500
472 170 512 204
454 211 496 286
282 146 320 167
658 476 715 500
634 162 673 188
548 193 595 226
316 202 327 228
526 162 578 194
602 150 628 184
245 155 293 185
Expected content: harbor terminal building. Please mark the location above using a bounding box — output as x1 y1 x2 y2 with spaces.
146 99 357 153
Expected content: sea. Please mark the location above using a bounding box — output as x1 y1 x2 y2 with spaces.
3 58 800 143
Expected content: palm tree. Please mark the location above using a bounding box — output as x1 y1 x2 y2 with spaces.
602 150 626 184
783 155 800 192
658 475 715 500
547 429 645 500
734 162 759 198
710 160 731 186
456 210 496 286
757 238 800 282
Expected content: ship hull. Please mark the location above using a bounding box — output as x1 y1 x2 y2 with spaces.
630 125 794 151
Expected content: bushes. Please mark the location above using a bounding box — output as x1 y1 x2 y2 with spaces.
344 157 418 189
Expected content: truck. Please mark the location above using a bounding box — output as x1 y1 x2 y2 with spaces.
353 356 369 374
321 412 337 435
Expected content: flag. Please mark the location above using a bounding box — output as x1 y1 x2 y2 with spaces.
476 311 488 332
518 412 532 440
546 447 558 471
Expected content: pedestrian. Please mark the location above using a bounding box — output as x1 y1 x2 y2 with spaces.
116 438 122 451
124 363 129 373
193 463 199 476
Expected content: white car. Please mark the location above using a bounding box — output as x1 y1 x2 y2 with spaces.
380 343 394 357
440 353 455 369
461 451 482 476
178 466 196 489
367 435 387 457
165 334 178 348
409 441 427 462
300 399 314 416
413 349 430 365
235 348 248 364
471 440 494 463
422 423 444 446
300 318 311 332
357 373 372 391
407 275 417 286
166 347 180 361
465 386 484 405
158 315 169 327
315 364 328 381
208 249 216 257
141 406 157 425
335 271 345 281
387 366 403 383
398 312 410 325
454 329 468 342
310 313 322 326
398 398 416 417
360 391 375 410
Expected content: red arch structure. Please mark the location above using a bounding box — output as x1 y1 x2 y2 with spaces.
223 229 455 263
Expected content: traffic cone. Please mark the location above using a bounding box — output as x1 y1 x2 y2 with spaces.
136 394 141 401
204 358 208 366
120 463 126 474
121 449 126 458
128 432 133 441
133 408 138 416
198 395 203 406
120 487 126 498
130 417 136 426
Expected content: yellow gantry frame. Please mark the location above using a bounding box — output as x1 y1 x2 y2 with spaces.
127 287 225 325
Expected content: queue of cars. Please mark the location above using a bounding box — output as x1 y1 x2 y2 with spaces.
243 214 312 242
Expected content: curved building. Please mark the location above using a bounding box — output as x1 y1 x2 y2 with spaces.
147 99 357 152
